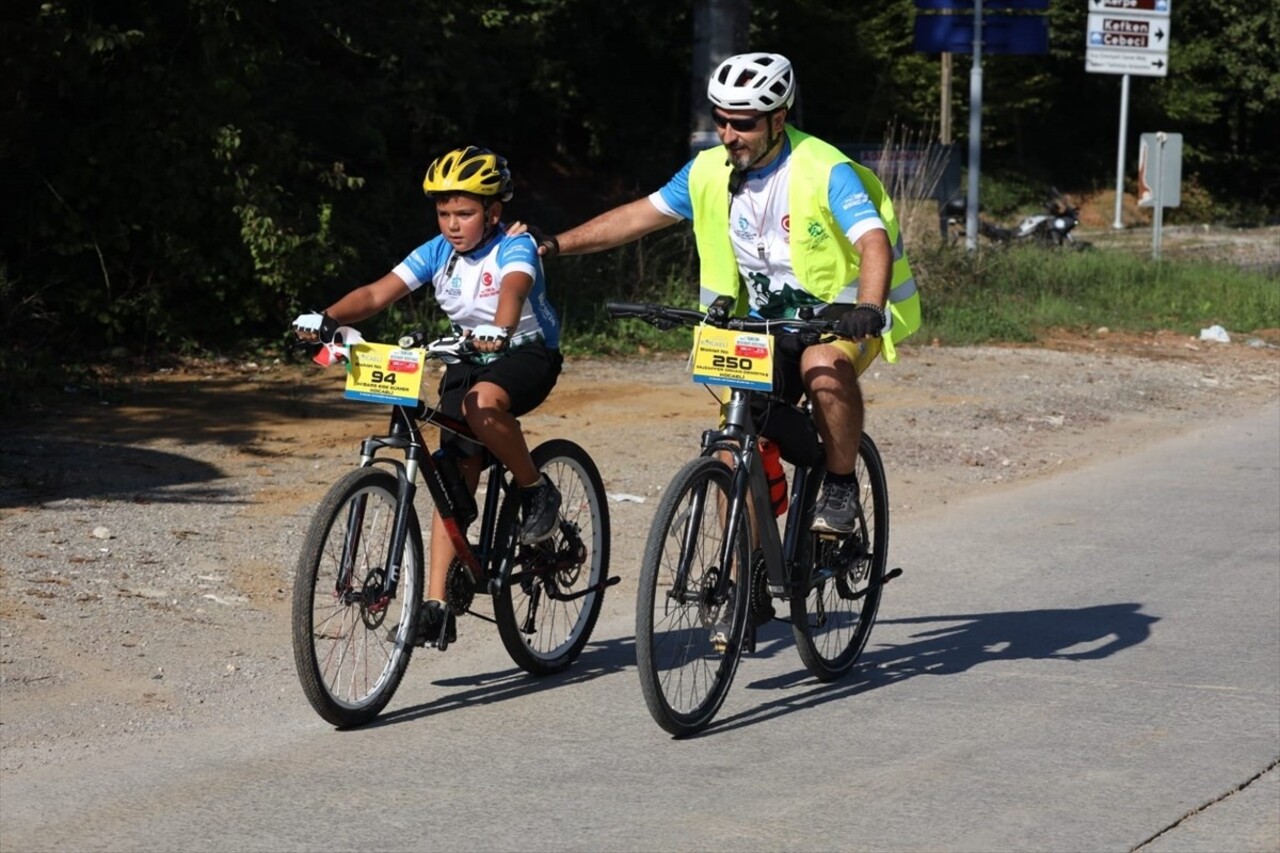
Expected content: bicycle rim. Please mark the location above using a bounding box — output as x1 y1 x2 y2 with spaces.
494 439 611 675
791 434 888 682
292 467 422 727
636 456 750 736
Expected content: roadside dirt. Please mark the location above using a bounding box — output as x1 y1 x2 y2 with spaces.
1 327 1277 773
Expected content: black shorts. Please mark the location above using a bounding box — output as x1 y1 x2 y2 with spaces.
436 343 563 454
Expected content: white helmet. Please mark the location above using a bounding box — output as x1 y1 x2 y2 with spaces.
707 52 796 112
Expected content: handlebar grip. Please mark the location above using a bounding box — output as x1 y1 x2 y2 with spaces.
605 302 657 318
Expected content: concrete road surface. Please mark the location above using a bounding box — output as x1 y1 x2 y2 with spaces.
2 404 1277 852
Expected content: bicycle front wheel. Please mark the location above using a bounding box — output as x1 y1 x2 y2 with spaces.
292 467 423 727
493 439 611 675
636 456 750 736
791 433 888 682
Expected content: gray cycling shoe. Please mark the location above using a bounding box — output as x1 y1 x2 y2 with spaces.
811 479 858 534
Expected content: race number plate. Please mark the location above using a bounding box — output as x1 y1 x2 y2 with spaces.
690 325 774 391
344 342 424 405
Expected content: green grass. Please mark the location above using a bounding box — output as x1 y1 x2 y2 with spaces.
551 238 1280 354
910 245 1279 346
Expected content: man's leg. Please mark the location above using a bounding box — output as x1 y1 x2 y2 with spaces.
804 339 879 534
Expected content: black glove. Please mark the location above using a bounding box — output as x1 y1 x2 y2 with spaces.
836 305 885 340
526 224 560 259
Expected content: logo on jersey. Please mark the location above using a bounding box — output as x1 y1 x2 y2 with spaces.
446 275 462 296
734 214 753 241
841 192 870 211
478 270 499 298
781 214 790 233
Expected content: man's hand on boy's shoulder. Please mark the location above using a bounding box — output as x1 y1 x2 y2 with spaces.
506 221 559 258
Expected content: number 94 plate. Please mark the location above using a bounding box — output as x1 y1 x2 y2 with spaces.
344 343 425 405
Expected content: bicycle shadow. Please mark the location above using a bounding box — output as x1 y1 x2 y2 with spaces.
360 635 636 729
689 602 1159 738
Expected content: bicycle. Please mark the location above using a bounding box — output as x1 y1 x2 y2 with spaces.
291 328 615 728
607 302 902 736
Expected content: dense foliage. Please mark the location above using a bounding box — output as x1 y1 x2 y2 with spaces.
3 0 1277 363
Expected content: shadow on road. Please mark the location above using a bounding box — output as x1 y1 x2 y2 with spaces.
694 602 1159 738
0 438 234 508
360 635 636 729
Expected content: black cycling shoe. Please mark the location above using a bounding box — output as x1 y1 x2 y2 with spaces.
519 477 562 545
412 600 456 647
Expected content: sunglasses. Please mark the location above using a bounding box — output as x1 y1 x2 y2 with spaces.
710 110 770 132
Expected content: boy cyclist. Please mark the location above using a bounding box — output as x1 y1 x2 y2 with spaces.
293 145 563 645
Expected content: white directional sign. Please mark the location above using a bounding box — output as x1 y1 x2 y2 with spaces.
1088 13 1171 51
1086 0 1171 77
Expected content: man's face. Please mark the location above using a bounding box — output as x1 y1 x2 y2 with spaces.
712 107 784 170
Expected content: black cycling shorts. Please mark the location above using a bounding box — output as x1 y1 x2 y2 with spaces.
436 343 563 454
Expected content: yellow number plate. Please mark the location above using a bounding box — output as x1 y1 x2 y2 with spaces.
344 342 425 406
690 325 774 391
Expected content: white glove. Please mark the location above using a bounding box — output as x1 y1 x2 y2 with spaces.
292 311 340 343
471 324 510 343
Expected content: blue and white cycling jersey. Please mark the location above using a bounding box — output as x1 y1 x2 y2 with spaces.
392 228 560 349
648 135 886 315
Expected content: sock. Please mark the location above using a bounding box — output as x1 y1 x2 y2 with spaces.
825 469 857 485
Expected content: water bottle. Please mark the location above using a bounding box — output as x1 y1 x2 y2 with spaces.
432 447 477 526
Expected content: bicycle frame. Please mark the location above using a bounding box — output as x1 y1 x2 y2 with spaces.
694 386 828 607
335 399 515 606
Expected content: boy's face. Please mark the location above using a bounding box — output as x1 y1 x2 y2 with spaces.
435 193 500 252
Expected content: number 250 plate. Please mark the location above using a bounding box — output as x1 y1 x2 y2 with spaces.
344 343 424 405
690 325 774 391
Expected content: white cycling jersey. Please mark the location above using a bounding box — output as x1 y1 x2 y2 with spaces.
392 228 560 349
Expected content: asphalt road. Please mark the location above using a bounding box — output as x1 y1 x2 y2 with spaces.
2 404 1277 853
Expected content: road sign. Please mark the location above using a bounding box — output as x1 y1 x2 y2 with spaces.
1085 0 1170 77
1086 51 1168 76
915 13 1049 54
1138 132 1182 208
1087 13 1170 51
1088 0 1169 15
1138 131 1182 258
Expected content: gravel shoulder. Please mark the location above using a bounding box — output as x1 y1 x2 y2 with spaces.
1 331 1277 772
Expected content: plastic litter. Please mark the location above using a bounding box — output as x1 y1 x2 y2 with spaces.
1198 325 1231 343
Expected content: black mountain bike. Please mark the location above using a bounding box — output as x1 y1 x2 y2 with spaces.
608 303 901 736
291 330 614 728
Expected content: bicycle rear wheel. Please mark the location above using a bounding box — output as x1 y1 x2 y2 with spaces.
292 467 423 727
791 434 888 682
493 439 611 675
636 456 750 736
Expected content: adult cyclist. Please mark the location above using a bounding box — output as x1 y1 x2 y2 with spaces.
293 145 563 644
518 52 921 534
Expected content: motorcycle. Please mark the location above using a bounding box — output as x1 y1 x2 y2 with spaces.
944 187 1091 249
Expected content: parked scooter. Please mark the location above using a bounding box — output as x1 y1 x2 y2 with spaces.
945 187 1091 249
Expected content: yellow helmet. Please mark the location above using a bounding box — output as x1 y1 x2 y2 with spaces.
422 146 513 201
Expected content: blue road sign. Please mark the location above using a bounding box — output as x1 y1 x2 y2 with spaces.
913 13 1049 54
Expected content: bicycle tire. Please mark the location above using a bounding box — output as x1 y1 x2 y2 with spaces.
635 456 751 736
790 434 889 682
493 439 611 675
292 467 423 727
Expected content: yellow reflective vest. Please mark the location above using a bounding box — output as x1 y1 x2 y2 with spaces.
688 125 921 361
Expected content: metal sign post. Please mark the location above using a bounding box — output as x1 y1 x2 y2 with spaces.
1085 0 1171 230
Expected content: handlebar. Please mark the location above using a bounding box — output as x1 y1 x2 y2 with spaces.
606 302 844 339
292 326 477 365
